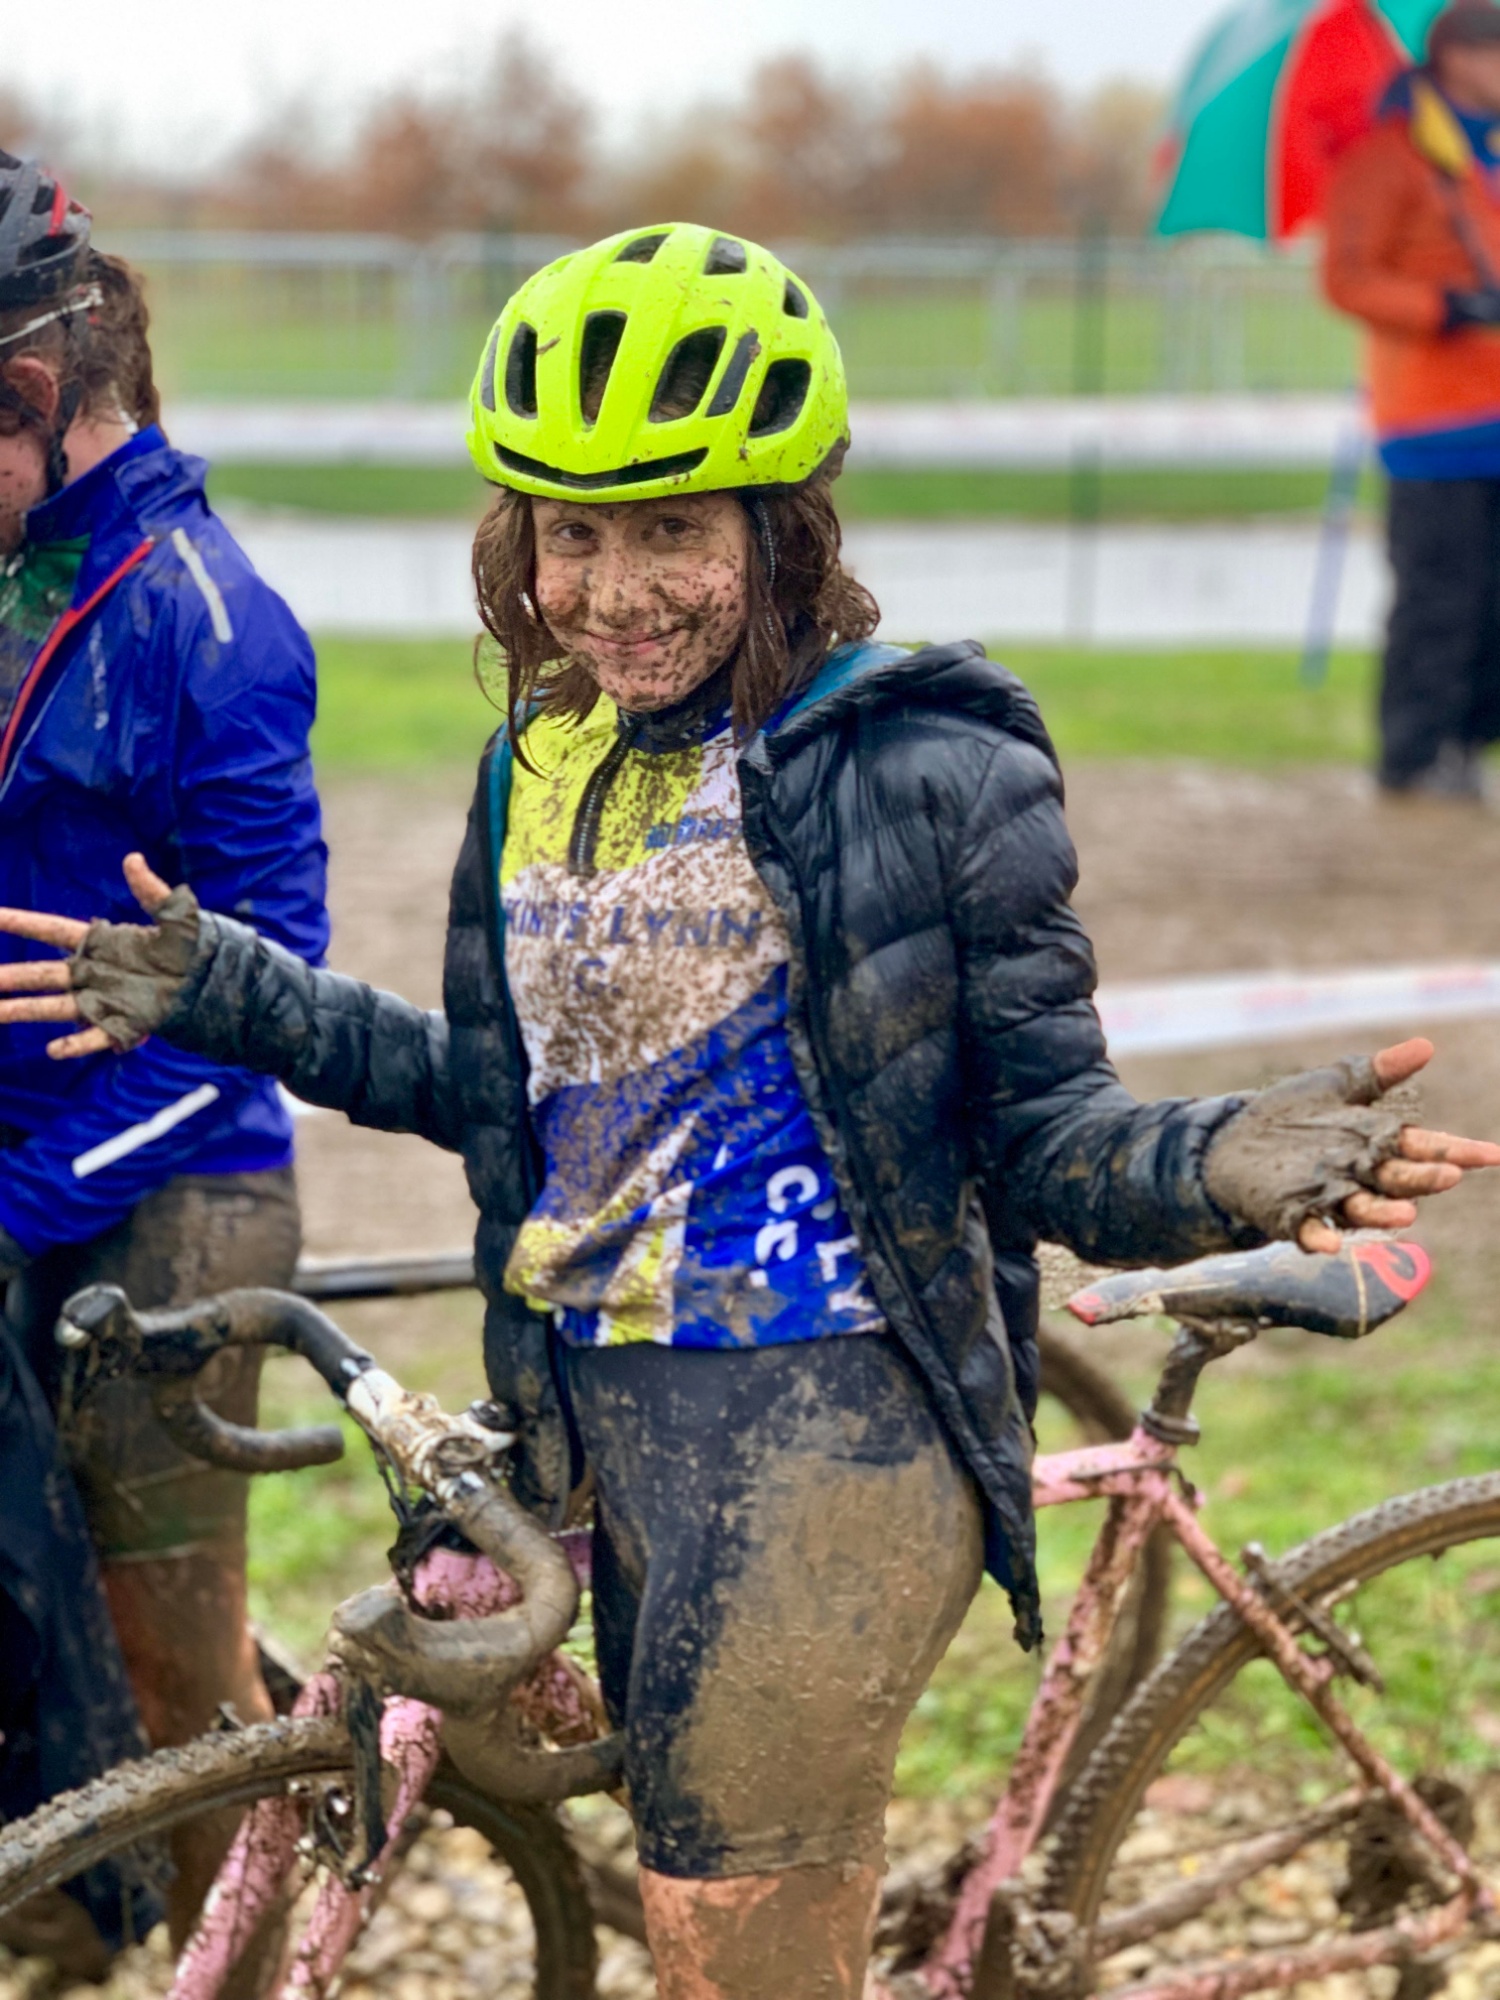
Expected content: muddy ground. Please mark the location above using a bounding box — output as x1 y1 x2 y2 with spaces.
7 760 1500 2000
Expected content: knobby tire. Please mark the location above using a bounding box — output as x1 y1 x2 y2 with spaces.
1038 1473 1500 1977
0 1713 599 2000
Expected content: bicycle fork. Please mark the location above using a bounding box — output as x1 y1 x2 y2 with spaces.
167 1543 595 2000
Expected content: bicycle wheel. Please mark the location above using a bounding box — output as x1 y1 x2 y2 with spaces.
0 1715 598 2000
1033 1474 1500 1996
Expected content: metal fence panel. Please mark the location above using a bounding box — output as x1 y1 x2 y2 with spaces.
102 231 1360 404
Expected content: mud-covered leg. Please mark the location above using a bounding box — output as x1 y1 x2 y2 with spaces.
54 1169 301 1941
640 1861 882 2000
101 1543 275 1943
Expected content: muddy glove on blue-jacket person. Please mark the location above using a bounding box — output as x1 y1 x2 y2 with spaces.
3 223 1497 2000
0 154 328 1962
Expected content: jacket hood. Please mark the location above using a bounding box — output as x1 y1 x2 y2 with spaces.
754 637 1060 774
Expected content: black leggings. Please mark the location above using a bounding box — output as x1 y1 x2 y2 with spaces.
563 1334 982 1879
1382 476 1500 784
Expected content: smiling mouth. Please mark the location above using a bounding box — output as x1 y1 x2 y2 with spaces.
584 630 681 656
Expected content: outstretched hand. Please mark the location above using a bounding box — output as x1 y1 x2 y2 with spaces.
1204 1035 1500 1256
1296 1039 1500 1250
0 853 181 1056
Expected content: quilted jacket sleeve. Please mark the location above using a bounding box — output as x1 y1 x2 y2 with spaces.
161 919 461 1149
946 726 1258 1265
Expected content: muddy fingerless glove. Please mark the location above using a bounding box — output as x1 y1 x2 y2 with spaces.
1203 1056 1415 1243
69 885 206 1052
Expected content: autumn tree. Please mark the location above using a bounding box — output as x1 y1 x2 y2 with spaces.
876 66 1071 235
1067 82 1167 234
457 35 591 233
733 57 883 240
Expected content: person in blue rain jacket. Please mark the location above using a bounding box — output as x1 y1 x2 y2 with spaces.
0 154 327 1963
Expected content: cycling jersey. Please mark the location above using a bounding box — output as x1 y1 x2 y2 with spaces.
501 689 883 1349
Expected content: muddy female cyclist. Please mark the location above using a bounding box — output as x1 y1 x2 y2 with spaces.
1 223 1497 2000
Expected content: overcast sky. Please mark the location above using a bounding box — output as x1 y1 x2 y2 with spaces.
9 0 1231 173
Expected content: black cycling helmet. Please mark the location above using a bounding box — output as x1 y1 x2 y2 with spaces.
0 152 91 310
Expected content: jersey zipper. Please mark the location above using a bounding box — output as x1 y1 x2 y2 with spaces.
567 723 637 878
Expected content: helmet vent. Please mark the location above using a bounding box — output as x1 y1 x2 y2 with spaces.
704 328 760 418
504 324 538 418
496 443 709 491
704 237 747 276
749 358 811 437
477 325 501 413
579 312 627 424
783 280 809 320
615 233 669 265
650 328 727 422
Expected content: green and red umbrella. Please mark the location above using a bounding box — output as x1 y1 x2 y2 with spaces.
1157 0 1448 238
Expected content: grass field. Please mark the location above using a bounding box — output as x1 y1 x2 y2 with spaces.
310 637 1379 772
209 460 1381 522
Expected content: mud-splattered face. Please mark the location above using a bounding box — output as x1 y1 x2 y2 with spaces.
531 493 750 713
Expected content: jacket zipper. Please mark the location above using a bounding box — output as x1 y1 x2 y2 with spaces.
0 537 155 790
567 724 636 878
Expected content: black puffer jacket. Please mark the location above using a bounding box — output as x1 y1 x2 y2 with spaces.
162 642 1253 1644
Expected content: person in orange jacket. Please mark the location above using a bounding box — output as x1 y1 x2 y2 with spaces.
1324 0 1500 797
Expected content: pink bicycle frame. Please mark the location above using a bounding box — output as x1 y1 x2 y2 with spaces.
914 1426 1488 2000
172 1435 1489 2000
170 1541 597 2000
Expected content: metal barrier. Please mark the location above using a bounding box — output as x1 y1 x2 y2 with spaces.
101 231 1359 405
293 1251 477 1301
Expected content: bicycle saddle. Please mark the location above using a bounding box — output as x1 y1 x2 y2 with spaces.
1065 1238 1431 1340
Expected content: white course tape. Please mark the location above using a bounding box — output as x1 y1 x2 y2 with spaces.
1098 963 1500 1057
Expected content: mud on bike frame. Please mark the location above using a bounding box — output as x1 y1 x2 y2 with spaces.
0 1233 1476 2000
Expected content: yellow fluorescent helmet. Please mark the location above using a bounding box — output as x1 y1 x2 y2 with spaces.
466 222 850 503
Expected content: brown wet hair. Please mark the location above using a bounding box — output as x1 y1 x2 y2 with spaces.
0 251 161 437
473 330 879 753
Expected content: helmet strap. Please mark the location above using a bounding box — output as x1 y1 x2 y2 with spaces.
45 380 83 498
746 495 787 659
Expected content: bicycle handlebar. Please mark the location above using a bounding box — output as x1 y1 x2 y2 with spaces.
56 1284 580 1712
57 1284 357 1471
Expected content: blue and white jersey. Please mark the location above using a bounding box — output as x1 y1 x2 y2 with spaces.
501 697 882 1349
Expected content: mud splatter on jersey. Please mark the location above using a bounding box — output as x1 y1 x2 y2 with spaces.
501 695 883 1349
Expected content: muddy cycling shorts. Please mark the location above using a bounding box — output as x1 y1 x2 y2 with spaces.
563 1332 983 1879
